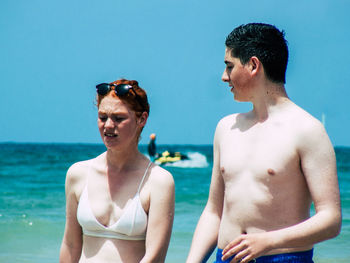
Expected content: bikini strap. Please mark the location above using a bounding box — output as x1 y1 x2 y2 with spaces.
137 161 152 193
85 159 93 188
86 156 99 189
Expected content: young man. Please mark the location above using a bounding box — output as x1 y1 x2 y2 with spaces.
187 23 341 263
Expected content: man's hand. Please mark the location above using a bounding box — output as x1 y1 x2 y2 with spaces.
222 232 272 263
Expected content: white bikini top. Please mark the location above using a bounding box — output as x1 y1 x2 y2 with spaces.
77 161 152 240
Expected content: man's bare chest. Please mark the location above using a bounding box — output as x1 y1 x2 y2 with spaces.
218 126 300 181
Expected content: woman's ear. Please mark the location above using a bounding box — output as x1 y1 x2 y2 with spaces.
138 112 148 127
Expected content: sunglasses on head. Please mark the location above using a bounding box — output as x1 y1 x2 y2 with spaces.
96 83 144 107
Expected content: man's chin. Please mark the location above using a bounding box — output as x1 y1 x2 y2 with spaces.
233 95 248 102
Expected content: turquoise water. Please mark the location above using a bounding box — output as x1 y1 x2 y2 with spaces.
0 143 349 262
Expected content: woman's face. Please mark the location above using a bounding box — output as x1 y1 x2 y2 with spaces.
98 96 142 151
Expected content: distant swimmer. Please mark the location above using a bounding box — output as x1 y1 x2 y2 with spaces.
187 23 341 263
148 133 157 161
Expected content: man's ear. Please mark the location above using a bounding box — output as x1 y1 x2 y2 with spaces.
249 56 261 76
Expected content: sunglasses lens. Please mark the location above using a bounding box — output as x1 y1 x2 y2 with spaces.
96 83 110 95
115 84 131 96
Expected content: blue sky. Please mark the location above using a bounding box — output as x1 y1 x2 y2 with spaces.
1 0 349 146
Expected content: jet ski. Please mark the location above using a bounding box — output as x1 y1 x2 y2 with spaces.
154 150 189 165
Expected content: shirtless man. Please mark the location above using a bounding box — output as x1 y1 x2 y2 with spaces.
186 23 341 263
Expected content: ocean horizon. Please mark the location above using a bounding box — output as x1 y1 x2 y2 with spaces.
0 143 349 262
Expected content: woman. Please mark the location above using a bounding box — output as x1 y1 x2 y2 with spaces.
60 79 175 263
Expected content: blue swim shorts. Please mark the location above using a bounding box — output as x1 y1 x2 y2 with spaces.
214 248 314 263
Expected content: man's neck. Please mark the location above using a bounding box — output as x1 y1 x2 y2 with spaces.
250 82 289 122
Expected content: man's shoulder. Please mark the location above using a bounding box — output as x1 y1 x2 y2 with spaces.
284 103 328 147
217 113 239 128
287 103 323 132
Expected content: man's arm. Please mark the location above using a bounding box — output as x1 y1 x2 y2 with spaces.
221 120 341 263
186 124 225 263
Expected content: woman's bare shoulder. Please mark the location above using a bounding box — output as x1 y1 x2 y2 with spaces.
148 164 174 189
65 155 102 188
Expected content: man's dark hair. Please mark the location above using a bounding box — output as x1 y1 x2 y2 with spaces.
225 23 289 84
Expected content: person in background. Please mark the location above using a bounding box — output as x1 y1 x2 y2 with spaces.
187 23 341 263
60 79 175 263
148 133 157 161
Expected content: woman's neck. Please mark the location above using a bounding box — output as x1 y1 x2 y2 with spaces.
105 145 145 173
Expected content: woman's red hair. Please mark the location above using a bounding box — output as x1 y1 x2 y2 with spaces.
97 79 150 118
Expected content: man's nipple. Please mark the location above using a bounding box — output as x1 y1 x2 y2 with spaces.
267 168 275 175
220 167 225 174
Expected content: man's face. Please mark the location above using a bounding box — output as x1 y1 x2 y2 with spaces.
222 48 252 102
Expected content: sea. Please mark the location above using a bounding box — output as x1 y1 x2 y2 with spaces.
0 143 349 263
